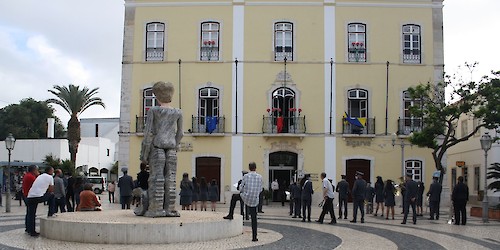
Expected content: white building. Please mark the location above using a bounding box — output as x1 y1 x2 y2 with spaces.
447 118 500 206
0 118 119 183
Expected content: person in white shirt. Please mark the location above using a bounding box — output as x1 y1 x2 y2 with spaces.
26 167 55 237
315 172 337 224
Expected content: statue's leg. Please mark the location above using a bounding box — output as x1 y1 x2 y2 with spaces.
164 149 180 217
144 147 167 217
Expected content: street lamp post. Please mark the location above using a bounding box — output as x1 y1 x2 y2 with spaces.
4 133 16 213
392 133 409 177
480 132 492 223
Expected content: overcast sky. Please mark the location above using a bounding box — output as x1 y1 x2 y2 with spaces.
0 0 498 127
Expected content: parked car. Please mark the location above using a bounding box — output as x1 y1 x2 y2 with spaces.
86 176 106 194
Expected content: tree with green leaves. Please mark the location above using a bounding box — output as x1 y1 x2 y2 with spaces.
408 68 500 183
0 98 65 140
47 85 105 170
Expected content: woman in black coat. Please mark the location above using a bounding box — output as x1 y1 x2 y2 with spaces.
208 179 219 211
199 177 209 211
191 177 200 210
384 180 396 220
374 176 385 216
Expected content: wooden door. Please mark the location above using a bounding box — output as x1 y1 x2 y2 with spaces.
195 157 221 201
346 159 370 202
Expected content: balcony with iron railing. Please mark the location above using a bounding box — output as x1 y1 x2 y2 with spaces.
262 116 306 135
146 48 164 61
397 118 423 135
342 117 375 135
191 116 225 135
403 49 421 64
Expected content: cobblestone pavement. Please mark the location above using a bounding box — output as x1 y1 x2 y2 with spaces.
1 193 499 249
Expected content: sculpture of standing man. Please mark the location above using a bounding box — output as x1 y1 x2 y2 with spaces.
136 81 183 217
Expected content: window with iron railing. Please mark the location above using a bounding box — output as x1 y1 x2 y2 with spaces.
146 22 165 61
274 22 293 61
200 22 220 61
348 23 366 62
400 90 423 135
402 24 421 64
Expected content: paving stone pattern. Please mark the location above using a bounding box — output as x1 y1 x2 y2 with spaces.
1 193 499 249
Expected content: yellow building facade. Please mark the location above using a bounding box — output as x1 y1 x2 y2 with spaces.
119 0 444 202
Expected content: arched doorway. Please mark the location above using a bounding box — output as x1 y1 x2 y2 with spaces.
195 157 221 201
346 159 371 202
269 151 297 202
88 167 99 176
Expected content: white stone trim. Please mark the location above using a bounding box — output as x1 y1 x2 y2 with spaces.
231 136 243 192
341 155 375 184
324 4 335 133
194 82 225 118
191 153 226 199
263 141 305 188
232 4 244 133
325 137 337 183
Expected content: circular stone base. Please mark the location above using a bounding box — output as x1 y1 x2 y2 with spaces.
40 210 243 244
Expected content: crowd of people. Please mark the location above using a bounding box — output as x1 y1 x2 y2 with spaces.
179 173 220 211
255 171 470 228
18 165 102 237
9 161 470 241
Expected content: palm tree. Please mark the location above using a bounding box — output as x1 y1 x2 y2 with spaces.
47 84 105 170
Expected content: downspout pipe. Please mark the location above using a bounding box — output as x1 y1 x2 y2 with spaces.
385 61 389 135
178 59 182 109
235 59 238 134
330 58 333 135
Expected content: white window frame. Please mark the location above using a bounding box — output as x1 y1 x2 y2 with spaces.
402 24 421 64
405 160 422 182
146 22 165 61
200 22 220 61
274 22 293 61
143 88 159 116
348 23 366 62
402 90 423 134
199 87 220 124
348 88 368 118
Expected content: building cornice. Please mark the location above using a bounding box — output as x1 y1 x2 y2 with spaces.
125 1 442 8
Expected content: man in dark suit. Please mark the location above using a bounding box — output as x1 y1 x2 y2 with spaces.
118 168 134 210
427 176 442 220
350 171 366 223
402 172 418 224
452 176 469 225
336 175 349 219
301 174 314 222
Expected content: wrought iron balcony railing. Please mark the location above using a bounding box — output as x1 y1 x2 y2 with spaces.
262 116 306 134
397 118 422 135
191 116 225 134
342 117 375 135
146 48 164 61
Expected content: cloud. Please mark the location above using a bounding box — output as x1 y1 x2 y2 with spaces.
0 0 124 126
26 35 91 83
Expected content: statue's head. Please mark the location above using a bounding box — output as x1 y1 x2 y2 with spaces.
152 81 174 104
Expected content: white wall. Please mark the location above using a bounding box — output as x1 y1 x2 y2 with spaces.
0 137 116 175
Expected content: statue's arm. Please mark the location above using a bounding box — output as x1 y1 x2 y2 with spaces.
175 111 184 147
140 110 154 163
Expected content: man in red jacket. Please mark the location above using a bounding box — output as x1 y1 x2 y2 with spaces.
21 165 39 234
